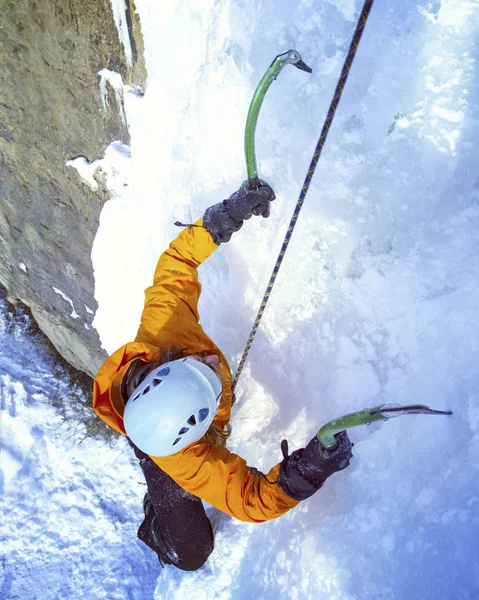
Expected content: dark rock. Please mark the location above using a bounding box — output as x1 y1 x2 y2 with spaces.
0 0 146 376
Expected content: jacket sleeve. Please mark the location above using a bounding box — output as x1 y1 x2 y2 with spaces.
135 220 218 349
152 443 300 523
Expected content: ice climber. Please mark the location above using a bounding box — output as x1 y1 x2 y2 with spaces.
92 180 353 571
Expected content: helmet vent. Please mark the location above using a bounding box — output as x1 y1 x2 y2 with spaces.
198 408 210 422
172 437 181 446
178 427 189 435
187 414 197 426
152 378 162 387
142 385 150 395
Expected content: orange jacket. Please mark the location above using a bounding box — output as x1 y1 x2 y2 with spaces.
93 219 299 522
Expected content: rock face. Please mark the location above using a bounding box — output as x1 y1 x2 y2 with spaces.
0 0 146 377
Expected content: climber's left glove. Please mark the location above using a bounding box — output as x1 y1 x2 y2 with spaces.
277 431 353 501
203 179 275 244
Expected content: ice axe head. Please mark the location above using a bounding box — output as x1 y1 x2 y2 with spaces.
275 49 312 73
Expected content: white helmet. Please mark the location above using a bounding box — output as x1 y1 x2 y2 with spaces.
123 357 222 457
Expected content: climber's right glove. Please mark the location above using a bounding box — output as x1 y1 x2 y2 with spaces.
203 179 275 244
277 431 353 501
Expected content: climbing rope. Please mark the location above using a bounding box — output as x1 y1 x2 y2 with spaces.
232 0 375 391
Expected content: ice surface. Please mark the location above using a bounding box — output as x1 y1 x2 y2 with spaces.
108 0 133 67
98 68 127 125
3 0 479 599
91 0 478 597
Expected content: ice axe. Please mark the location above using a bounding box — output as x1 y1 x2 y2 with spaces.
316 403 453 449
244 49 312 190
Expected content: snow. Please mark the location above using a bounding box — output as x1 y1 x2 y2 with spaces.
65 156 101 190
52 286 80 319
3 0 479 599
66 141 130 199
0 293 158 599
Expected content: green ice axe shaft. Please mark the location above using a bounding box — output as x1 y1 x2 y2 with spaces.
244 49 312 189
317 403 453 449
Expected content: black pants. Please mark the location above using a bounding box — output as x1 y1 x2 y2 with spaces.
128 439 214 571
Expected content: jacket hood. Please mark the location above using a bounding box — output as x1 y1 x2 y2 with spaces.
92 342 162 434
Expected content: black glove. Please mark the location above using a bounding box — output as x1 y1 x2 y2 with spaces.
277 431 353 501
203 179 275 244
